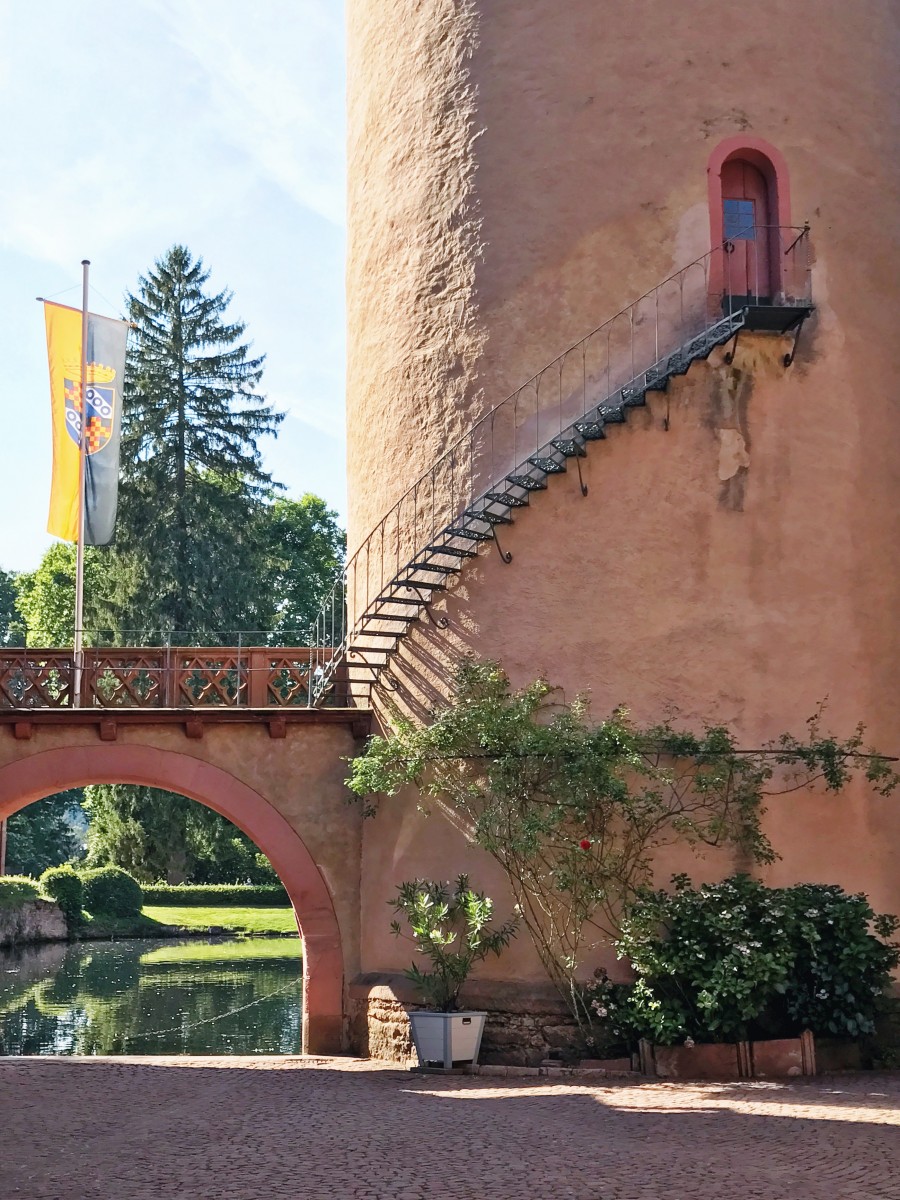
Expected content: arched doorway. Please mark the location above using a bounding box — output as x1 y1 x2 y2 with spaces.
0 744 344 1054
708 136 793 306
721 158 771 301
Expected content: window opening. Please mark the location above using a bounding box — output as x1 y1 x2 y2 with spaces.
723 198 756 241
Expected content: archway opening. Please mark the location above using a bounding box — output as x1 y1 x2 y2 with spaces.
708 136 793 305
0 745 343 1055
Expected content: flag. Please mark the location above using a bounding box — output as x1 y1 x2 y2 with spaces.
45 301 129 545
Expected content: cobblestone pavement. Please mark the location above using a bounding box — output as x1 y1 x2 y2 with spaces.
1 1057 899 1199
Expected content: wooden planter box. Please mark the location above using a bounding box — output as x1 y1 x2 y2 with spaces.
639 1030 820 1080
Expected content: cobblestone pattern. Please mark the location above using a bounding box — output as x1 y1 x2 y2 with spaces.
352 985 581 1066
2 1057 899 1200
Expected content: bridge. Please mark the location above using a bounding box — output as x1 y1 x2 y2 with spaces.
0 646 369 1056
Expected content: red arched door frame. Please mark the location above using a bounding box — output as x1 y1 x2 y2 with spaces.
708 136 793 304
0 744 344 1055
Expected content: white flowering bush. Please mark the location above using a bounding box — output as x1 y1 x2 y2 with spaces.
607 875 899 1046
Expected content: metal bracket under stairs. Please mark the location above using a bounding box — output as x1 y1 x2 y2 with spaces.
492 525 512 564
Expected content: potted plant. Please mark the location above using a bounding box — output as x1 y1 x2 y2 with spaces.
390 874 518 1069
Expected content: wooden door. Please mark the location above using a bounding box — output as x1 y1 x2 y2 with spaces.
721 159 771 302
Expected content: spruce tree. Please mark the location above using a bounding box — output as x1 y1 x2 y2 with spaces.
116 245 283 641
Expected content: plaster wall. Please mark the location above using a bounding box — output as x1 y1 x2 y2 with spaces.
357 330 900 979
348 0 900 986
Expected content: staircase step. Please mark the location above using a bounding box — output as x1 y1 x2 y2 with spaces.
426 543 478 559
364 612 416 623
665 351 690 376
551 436 586 457
598 402 626 423
487 490 530 508
376 595 434 604
382 593 440 605
506 474 548 491
468 506 513 526
393 578 451 592
644 366 669 392
446 525 493 542
573 418 607 440
406 562 458 574
527 454 566 474
620 385 647 407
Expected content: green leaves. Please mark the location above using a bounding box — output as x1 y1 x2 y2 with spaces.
612 876 899 1045
115 244 283 638
349 659 899 1044
389 875 518 1011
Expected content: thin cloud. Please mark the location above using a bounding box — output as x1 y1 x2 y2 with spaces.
149 0 345 224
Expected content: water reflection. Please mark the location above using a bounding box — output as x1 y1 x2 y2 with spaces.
0 937 303 1056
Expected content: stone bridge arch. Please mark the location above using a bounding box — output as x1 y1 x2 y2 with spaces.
0 719 365 1055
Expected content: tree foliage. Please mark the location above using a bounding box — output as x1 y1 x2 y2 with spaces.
259 494 345 641
14 544 115 646
83 784 278 886
348 659 899 1037
113 244 283 639
5 792 86 878
0 567 23 646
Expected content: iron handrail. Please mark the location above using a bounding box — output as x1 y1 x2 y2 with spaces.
307 227 814 698
345 225 810 573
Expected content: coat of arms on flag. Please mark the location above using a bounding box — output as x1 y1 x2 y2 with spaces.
64 366 117 455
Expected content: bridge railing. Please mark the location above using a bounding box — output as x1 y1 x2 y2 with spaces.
0 648 338 710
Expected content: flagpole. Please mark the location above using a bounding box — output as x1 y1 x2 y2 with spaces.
73 259 90 709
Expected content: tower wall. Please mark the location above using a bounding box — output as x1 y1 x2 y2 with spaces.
347 1 900 1011
347 0 900 551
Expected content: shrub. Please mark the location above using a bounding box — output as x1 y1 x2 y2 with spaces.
389 875 518 1012
141 883 289 907
40 865 84 926
607 875 900 1046
0 875 40 910
81 866 143 917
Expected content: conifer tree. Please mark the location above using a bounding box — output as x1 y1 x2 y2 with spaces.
116 245 283 640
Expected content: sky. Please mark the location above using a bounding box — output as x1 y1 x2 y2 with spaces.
0 0 346 573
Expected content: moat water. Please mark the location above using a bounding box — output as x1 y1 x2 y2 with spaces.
0 937 303 1055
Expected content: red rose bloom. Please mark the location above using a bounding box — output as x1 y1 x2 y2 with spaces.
579 839 592 851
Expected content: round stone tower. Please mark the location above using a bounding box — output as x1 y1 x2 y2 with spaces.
347 0 900 558
346 1 900 1037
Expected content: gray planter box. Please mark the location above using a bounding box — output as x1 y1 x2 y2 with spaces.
409 1011 487 1069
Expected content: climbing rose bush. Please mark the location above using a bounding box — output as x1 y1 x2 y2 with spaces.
604 875 899 1046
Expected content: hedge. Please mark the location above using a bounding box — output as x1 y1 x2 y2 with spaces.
81 867 144 917
142 883 289 907
0 875 40 910
40 865 84 925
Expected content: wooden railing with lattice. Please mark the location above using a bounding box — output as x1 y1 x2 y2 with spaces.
0 648 336 709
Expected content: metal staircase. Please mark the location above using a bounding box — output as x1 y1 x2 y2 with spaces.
308 227 813 706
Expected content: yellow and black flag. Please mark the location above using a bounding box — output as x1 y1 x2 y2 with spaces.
44 301 129 545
